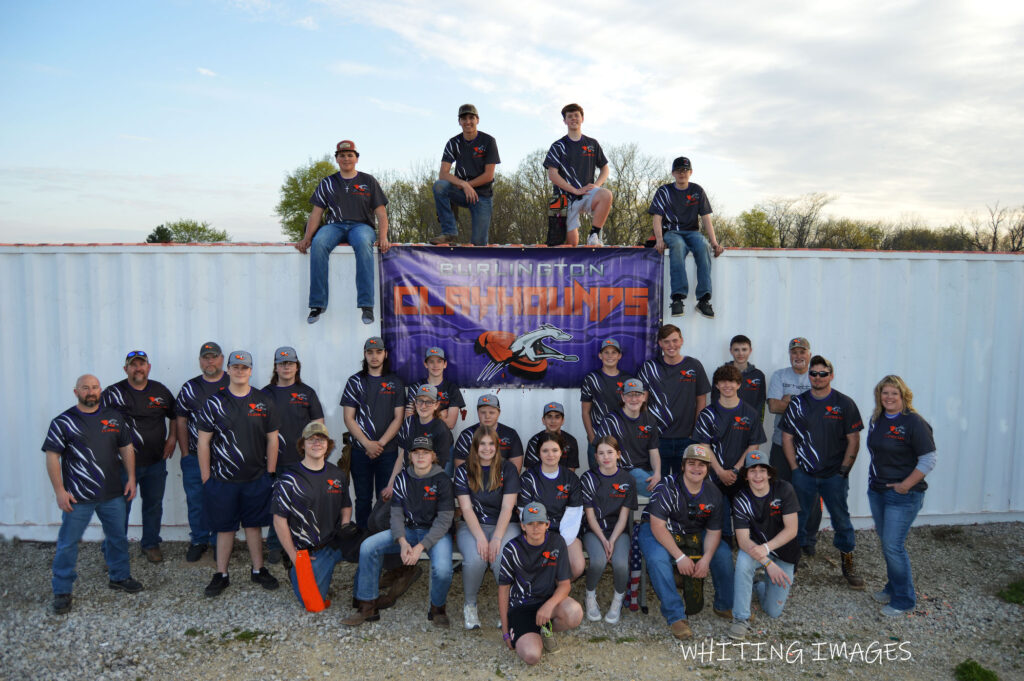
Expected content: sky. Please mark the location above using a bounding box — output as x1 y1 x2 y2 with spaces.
1 0 1022 243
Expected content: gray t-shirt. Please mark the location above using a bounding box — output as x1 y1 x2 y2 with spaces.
766 366 812 446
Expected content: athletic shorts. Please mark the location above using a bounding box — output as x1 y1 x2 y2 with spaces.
508 603 545 647
203 474 272 532
567 189 600 232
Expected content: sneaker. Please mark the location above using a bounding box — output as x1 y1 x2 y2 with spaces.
360 307 374 325
696 296 715 319
871 590 891 604
604 592 624 624
307 307 325 324
429 234 457 245
142 546 163 564
51 593 72 615
463 603 481 630
205 573 229 597
108 577 143 594
586 231 604 247
881 604 911 617
267 548 283 565
186 543 208 562
670 298 685 317
728 619 750 640
585 590 602 622
251 567 279 591
540 622 559 653
669 619 693 640
428 604 450 628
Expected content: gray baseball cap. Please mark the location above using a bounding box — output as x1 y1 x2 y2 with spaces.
415 384 439 401
789 337 811 351
543 401 564 416
622 378 645 394
199 341 222 357
425 347 446 360
364 337 385 351
521 501 549 524
600 338 621 352
274 346 298 364
744 450 775 472
477 394 500 409
227 350 253 368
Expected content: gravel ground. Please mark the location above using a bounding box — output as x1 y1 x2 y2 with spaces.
2 522 1022 681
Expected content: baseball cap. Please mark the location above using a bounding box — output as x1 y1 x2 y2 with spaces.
424 346 446 360
622 378 645 394
301 422 330 439
744 450 774 473
789 337 811 351
543 401 564 416
672 156 692 172
415 384 439 401
522 501 549 524
336 140 359 157
227 350 253 368
199 341 222 357
458 104 478 117
683 443 713 464
274 346 298 364
124 350 148 363
410 436 434 452
363 337 385 351
477 394 500 409
600 338 621 352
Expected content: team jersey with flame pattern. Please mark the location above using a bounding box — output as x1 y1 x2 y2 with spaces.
42 406 131 503
392 465 455 530
397 415 454 468
454 422 523 463
454 459 522 525
867 411 935 493
524 429 580 470
310 171 387 227
641 476 724 536
100 379 177 467
517 467 582 532
594 408 661 471
637 356 711 439
404 377 466 414
196 388 280 482
580 370 634 433
261 382 324 468
647 181 712 231
543 134 608 201
580 467 638 536
176 374 230 455
271 461 351 550
711 364 767 418
693 400 767 485
499 531 571 609
441 131 501 197
779 389 863 477
340 373 405 453
732 480 801 565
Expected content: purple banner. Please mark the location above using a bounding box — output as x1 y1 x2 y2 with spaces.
380 246 663 388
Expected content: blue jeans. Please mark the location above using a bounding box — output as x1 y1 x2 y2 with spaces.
659 437 692 480
309 221 376 309
772 444 822 544
354 528 453 607
288 545 344 604
628 467 654 499
791 468 856 553
868 487 924 611
52 496 131 594
663 230 712 300
350 446 398 528
180 454 213 546
733 549 795 621
433 180 493 245
637 523 734 624
122 460 166 549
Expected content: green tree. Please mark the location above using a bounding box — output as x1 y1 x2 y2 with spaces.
276 155 337 241
735 209 777 247
146 219 228 243
146 225 173 243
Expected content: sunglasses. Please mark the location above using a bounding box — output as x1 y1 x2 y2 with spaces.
125 350 148 360
808 371 831 378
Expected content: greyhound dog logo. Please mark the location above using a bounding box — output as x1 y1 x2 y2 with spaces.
100 418 119 432
423 485 438 499
745 378 762 387
147 396 166 408
327 479 344 492
611 483 630 496
825 405 843 418
248 402 267 416
476 323 579 381
542 549 560 564
887 425 906 439
734 416 752 428
289 392 309 404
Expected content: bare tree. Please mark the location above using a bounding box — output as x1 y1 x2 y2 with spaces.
759 193 834 248
603 143 670 246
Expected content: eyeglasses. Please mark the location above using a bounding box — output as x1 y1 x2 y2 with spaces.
415 398 436 406
808 371 831 378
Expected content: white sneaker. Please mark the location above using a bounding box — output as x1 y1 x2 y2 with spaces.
463 603 480 630
586 232 604 247
604 591 624 624
585 590 602 621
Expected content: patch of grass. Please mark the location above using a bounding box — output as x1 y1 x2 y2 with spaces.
996 579 1024 605
931 526 964 541
494 666 504 678
615 636 637 644
954 659 999 681
588 635 610 643
184 628 204 637
234 629 271 642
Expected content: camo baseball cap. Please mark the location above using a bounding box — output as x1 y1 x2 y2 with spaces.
336 139 359 157
424 346 446 360
683 443 713 464
415 384 439 401
274 346 298 364
227 350 253 368
410 436 434 452
522 501 549 524
788 337 811 351
458 104 478 117
363 337 385 351
622 378 645 394
301 422 330 439
543 401 564 416
199 341 222 357
744 450 774 472
600 338 621 352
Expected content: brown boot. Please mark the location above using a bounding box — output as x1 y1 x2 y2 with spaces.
342 599 380 626
379 568 401 590
841 552 865 590
428 604 450 628
377 565 423 610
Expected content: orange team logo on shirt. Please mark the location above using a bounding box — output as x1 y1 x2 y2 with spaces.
637 424 653 436
679 369 695 381
555 485 569 498
147 396 167 408
825 406 843 419
745 378 762 387
100 419 120 432
542 549 560 565
327 479 345 493
423 485 438 500
248 403 267 416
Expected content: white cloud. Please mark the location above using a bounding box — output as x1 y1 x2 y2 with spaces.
197 67 217 77
293 15 318 30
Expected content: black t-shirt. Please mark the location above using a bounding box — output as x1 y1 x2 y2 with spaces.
100 379 176 467
454 460 522 525
441 131 501 197
580 370 634 434
595 409 660 471
867 412 935 493
42 406 132 503
499 531 571 609
405 377 466 413
518 467 582 531
176 374 230 455
543 134 608 201
197 388 281 482
780 389 864 477
638 356 712 439
647 182 713 231
262 382 325 468
310 171 387 227
454 422 523 462
732 480 801 565
392 467 455 529
341 373 405 453
711 364 767 418
693 400 767 488
271 461 352 550
642 476 724 536
397 415 454 468
580 468 638 536
524 430 580 470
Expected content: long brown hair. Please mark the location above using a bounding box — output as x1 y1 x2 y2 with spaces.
270 360 302 385
467 426 503 493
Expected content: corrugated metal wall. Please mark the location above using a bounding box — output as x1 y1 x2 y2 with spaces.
1 244 1021 540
